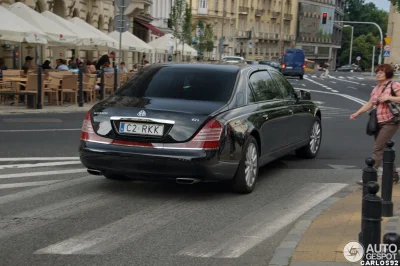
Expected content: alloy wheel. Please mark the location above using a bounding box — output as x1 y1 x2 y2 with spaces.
310 121 321 154
244 143 258 187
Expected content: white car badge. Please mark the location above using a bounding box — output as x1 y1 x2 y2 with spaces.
137 110 146 117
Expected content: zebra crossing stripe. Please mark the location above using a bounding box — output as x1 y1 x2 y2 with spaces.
176 183 347 258
35 200 202 255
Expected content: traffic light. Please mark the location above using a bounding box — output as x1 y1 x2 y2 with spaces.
322 13 327 24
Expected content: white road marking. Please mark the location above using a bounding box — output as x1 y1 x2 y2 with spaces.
0 157 79 162
0 175 97 205
328 165 357 170
176 183 347 258
0 169 87 179
303 76 336 91
348 87 358 90
348 77 355 79
35 200 201 255
301 84 306 87
0 180 63 189
0 192 118 239
339 76 345 79
294 88 367 105
356 77 364 80
328 75 360 85
362 84 366 86
330 81 337 84
312 75 317 78
0 128 81 133
0 161 81 170
331 90 339 92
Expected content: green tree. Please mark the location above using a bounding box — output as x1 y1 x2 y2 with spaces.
339 0 388 66
169 0 187 43
193 20 214 54
182 5 192 45
340 33 380 70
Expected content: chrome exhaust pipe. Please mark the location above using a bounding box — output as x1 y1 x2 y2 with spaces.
176 178 201 185
87 169 102 176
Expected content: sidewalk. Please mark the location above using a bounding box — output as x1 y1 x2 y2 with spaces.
0 103 94 114
269 180 400 266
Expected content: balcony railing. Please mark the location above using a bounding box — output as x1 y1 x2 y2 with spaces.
284 14 293 20
271 11 280 18
239 6 249 14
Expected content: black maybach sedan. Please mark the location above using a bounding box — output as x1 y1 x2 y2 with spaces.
79 63 322 194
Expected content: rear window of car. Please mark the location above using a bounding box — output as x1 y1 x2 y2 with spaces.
115 66 238 102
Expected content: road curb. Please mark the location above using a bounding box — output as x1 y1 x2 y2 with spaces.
268 184 360 266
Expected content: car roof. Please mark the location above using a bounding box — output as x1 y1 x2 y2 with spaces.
146 62 276 73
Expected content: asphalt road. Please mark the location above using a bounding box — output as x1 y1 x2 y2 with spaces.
0 71 398 266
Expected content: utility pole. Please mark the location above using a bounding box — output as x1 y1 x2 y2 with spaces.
219 0 227 60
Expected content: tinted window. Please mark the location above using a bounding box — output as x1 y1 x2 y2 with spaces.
269 70 296 99
115 67 238 102
249 71 283 102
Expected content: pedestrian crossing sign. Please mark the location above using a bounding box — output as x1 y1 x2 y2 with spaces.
383 50 391 57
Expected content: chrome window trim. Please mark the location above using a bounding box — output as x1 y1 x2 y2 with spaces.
110 116 175 125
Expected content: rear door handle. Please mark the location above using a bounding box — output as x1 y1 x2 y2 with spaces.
263 114 268 120
289 109 294 114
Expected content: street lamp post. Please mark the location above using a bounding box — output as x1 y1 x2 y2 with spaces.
344 25 354 65
335 21 383 64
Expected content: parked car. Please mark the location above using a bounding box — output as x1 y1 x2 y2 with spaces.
259 60 281 71
336 64 362 72
79 63 322 194
220 56 246 64
281 48 305 79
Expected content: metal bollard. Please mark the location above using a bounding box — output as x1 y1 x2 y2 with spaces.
382 140 395 217
383 233 400 261
78 67 83 107
100 68 105 100
359 157 378 243
36 66 42 109
361 182 382 263
114 66 118 93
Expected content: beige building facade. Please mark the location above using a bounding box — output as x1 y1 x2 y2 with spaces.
189 0 298 60
385 2 400 64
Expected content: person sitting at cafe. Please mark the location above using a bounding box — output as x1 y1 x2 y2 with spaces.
22 56 36 74
117 62 128 73
55 58 69 71
42 60 51 70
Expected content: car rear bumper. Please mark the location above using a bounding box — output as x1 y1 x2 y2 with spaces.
282 69 304 76
79 141 239 181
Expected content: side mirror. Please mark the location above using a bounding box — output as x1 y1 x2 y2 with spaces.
296 90 311 100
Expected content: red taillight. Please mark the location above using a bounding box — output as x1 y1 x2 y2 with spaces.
80 111 95 140
302 63 306 69
192 119 223 148
282 63 286 69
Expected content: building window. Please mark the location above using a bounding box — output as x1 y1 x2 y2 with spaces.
230 24 233 37
231 0 235 12
214 0 218 10
199 0 208 8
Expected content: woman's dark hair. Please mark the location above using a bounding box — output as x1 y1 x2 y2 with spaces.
86 60 92 65
376 64 394 79
43 60 50 65
0 58 5 66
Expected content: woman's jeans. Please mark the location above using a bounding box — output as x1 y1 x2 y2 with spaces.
373 122 400 172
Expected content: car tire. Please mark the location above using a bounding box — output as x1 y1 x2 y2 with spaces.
104 172 130 181
231 136 259 194
299 75 304 80
296 116 322 159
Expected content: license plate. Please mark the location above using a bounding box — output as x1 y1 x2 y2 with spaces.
119 122 164 136
286 66 293 69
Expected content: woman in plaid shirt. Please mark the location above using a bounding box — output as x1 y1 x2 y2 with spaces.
350 64 400 183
